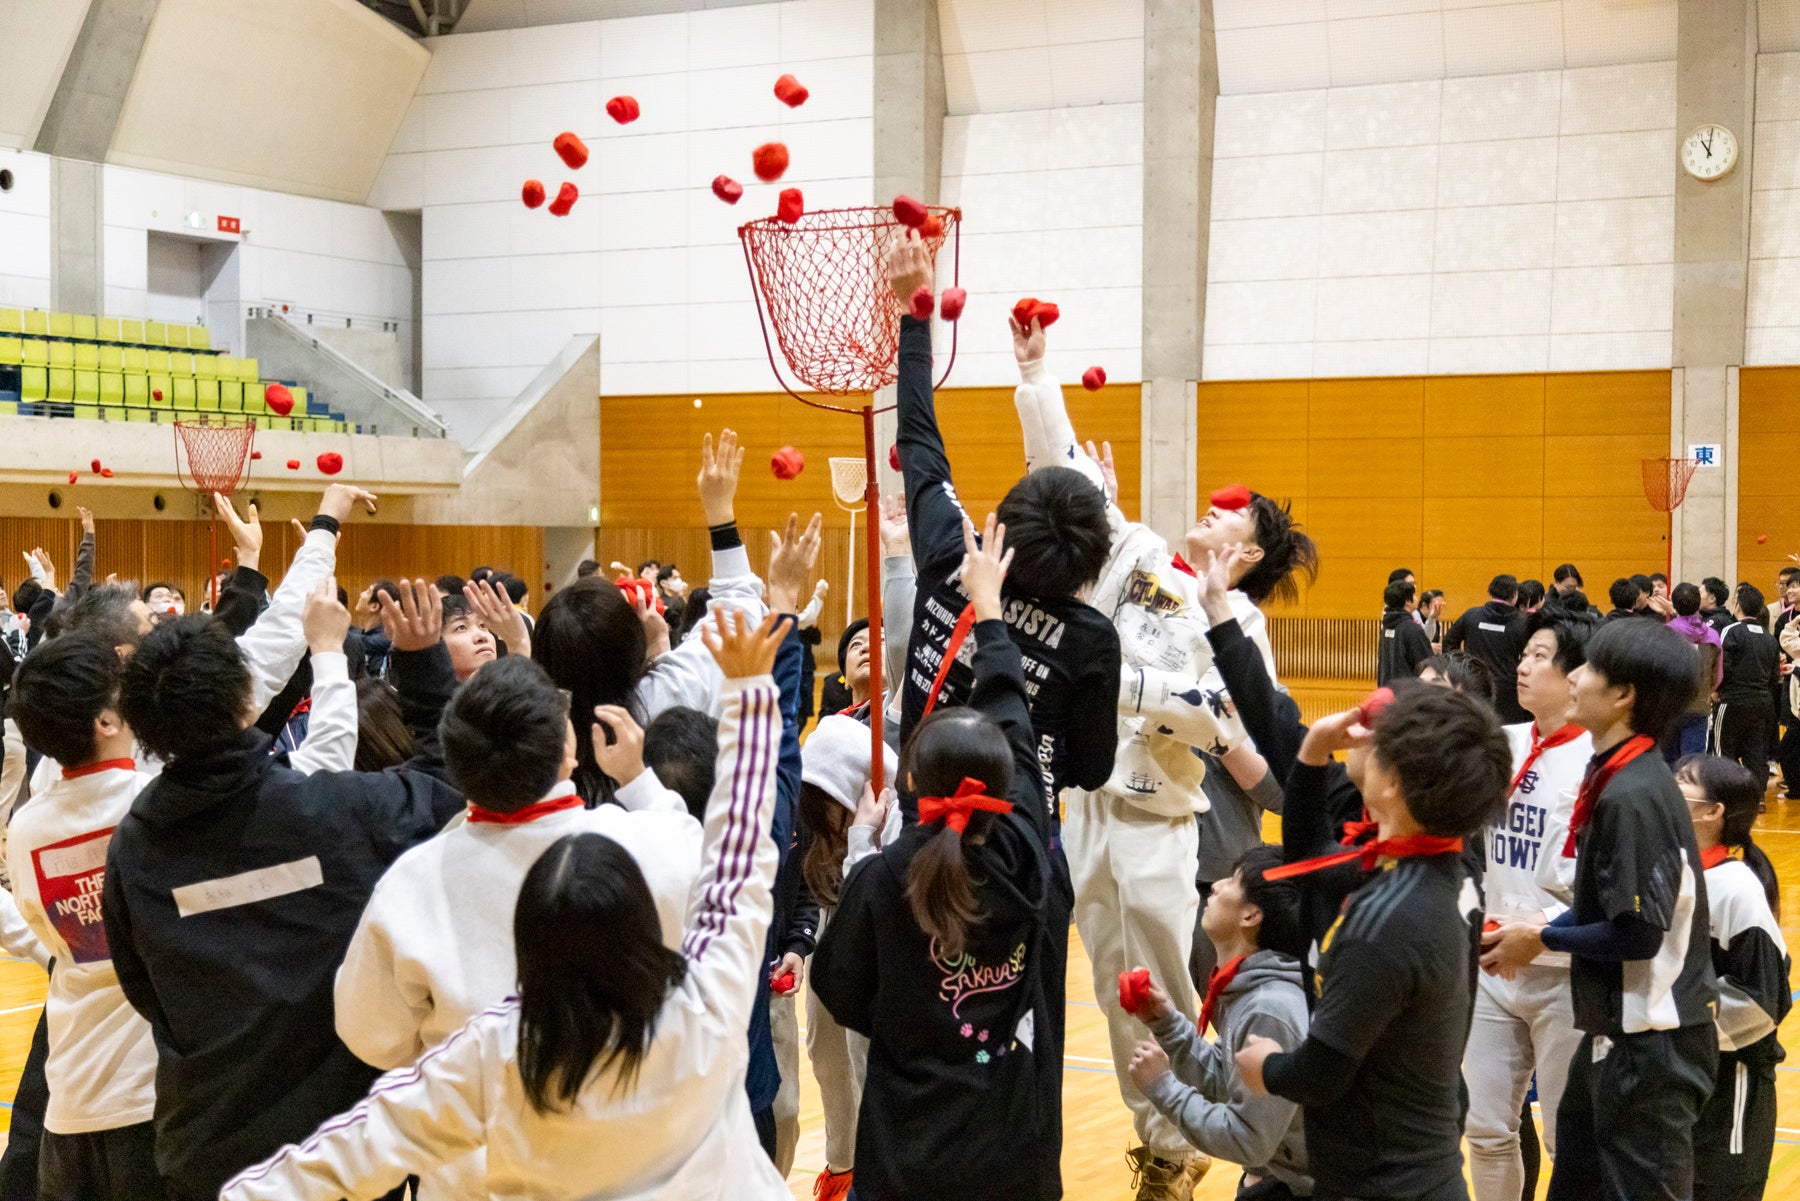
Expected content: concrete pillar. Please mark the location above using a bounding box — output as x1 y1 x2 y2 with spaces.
49 158 103 316
1670 1 1757 584
1140 0 1215 541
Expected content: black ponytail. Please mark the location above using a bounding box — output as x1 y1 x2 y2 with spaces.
899 708 1013 961
1675 754 1781 917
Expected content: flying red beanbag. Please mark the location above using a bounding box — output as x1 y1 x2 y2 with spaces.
892 194 927 228
250 451 262 460
521 179 545 208
90 458 101 473
777 187 804 224
1118 968 1151 1016
1758 534 1769 544
770 969 797 994
604 95 639 125
771 446 805 480
753 142 789 182
317 452 343 476
773 74 809 107
1209 483 1252 511
939 287 966 321
549 182 578 217
909 285 934 321
152 389 162 401
1359 686 1396 727
67 471 77 484
100 468 113 478
264 383 294 417
889 444 900 472
1082 366 1106 391
920 213 943 239
711 175 743 205
286 459 301 470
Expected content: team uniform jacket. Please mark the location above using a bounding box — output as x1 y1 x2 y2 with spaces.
1489 721 1591 957
1377 606 1432 686
1443 599 1529 721
220 678 790 1201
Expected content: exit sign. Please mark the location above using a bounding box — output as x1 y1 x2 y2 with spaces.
217 215 240 233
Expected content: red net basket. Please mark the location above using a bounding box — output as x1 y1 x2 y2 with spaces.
1642 456 1700 513
174 418 257 497
739 205 961 409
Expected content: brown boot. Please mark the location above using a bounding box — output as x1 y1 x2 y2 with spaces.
1126 1146 1209 1201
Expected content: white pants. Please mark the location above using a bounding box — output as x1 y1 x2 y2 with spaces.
1065 790 1201 1157
806 958 868 1173
1463 962 1582 1201
771 990 801 1177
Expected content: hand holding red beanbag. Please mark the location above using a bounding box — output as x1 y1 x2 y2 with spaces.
615 575 665 615
1011 297 1059 330
1118 968 1151 1015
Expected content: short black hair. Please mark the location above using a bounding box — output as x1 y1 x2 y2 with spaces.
1583 618 1702 740
141 581 184 604
837 617 869 679
995 466 1111 598
1487 574 1518 602
1780 566 1800 584
1609 577 1639 611
1383 580 1414 610
1649 572 1669 586
1629 573 1653 597
1370 683 1511 838
1525 608 1591 675
10 634 123 767
1565 589 1591 613
470 566 494 583
1735 582 1769 625
642 707 718 822
11 579 42 616
576 560 601 578
436 575 466 597
1417 650 1496 702
119 616 253 762
1421 588 1443 606
637 560 660 576
1671 582 1701 617
655 564 680 584
1553 563 1583 586
441 593 473 624
370 578 402 606
1702 576 1729 606
1232 844 1307 962
499 573 528 604
1239 494 1319 606
439 655 569 811
1387 567 1414 584
55 583 144 648
1517 579 1545 609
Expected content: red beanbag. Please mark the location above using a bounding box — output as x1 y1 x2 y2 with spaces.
1209 483 1251 511
67 471 77 484
939 287 966 321
888 444 900 472
152 389 162 401
250 451 262 460
1012 297 1059 330
317 452 343 476
100 468 113 478
1082 366 1106 391
521 179 545 208
920 213 943 239
1359 686 1396 727
777 187 804 224
909 285 934 321
753 142 789 182
771 445 805 480
1483 920 1501 934
892 195 927 228
711 175 743 204
1118 968 1151 1016
773 74 809 107
264 384 294 417
1758 534 1769 544
614 575 665 615
286 459 301 470
549 182 578 217
604 96 639 125
770 969 797 994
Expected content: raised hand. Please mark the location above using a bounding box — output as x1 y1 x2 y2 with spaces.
1009 313 1046 365
1198 544 1247 626
318 484 378 524
76 506 95 536
884 230 933 304
213 493 263 571
767 511 823 613
302 577 352 655
632 585 671 659
1297 705 1375 768
465 578 529 656
697 430 744 526
377 578 442 653
591 704 646 787
877 493 910 556
702 609 792 679
958 513 1013 622
1083 440 1119 507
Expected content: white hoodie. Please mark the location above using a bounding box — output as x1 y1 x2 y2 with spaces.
223 677 788 1201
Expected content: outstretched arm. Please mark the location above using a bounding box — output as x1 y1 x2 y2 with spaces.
1010 316 1110 497
889 236 970 580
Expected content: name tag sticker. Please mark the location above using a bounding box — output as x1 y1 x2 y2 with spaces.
172 856 324 918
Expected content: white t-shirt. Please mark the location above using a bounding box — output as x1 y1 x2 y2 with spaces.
6 761 158 1133
1491 722 1593 969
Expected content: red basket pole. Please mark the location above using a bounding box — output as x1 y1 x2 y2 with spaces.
862 404 885 796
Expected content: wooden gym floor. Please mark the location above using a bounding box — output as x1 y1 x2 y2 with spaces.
0 807 1790 1198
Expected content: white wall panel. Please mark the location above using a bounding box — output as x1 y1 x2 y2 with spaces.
1751 59 1800 366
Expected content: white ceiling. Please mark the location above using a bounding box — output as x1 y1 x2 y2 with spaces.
938 0 1143 115
1214 0 1681 95
108 0 428 203
0 0 92 149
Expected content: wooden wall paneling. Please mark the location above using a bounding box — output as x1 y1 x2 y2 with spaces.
1421 436 1545 497
1543 371 1670 434
1542 433 1670 497
1422 374 1546 436
1197 380 1308 440
1735 368 1800 588
1197 438 1308 501
1425 498 1544 560
1308 377 1424 438
1307 438 1424 498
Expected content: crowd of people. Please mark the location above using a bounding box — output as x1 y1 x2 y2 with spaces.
0 228 1781 1201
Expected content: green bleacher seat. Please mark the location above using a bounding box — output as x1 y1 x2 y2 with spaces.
97 317 120 342
146 350 171 374
120 319 144 344
193 356 217 381
47 313 72 338
99 346 122 371
0 310 19 335
21 367 46 402
238 358 259 382
74 371 98 404
123 375 148 407
73 403 99 420
48 343 73 368
0 402 18 417
144 321 167 346
22 312 48 337
48 369 74 402
122 347 146 373
0 338 18 366
173 377 196 408
190 326 211 351
220 384 243 413
196 379 220 411
125 408 152 423
72 315 96 340
74 344 99 370
168 353 194 377
148 375 172 408
99 373 123 407
165 325 188 349
21 340 47 368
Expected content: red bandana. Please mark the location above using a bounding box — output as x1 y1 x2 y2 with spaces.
1562 735 1656 857
62 758 136 780
1170 555 1197 578
1198 955 1247 1035
917 777 1012 835
1508 722 1584 798
467 787 583 825
1266 833 1464 881
921 603 977 720
1700 844 1731 871
1339 814 1376 847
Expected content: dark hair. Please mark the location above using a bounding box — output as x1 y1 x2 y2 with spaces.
1780 566 1800 584
1517 579 1545 609
1565 588 1591 613
1387 567 1414 584
436 575 466 597
1421 588 1443 606
1702 576 1730 606
441 593 473 625
1609 577 1639 611
1672 582 1701 617
1629 573 1653 597
1417 650 1496 702
1525 608 1591 676
642 707 717 822
637 560 660 576
439 656 569 811
995 466 1111 599
1735 582 1768 626
1650 572 1669 587
499 573 528 604
837 618 869 679
370 578 402 606
576 560 601 578
1487 574 1518 602
655 564 680 585
1382 580 1414 610
1675 755 1781 917
1370 684 1510 838
799 782 853 907
141 581 184 604
10 634 123 766
532 577 649 804
1583 618 1701 740
118 616 253 761
11 579 42 615
515 834 685 1113
1553 563 1583 586
1232 844 1307 962
670 587 710 646
899 707 1015 959
1239 494 1319 606
54 583 144 648
354 678 414 772
470 566 494 583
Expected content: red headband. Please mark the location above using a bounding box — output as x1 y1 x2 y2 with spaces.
917 777 1012 835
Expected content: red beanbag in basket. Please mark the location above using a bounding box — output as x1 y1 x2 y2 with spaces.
776 188 804 224
1118 968 1151 1016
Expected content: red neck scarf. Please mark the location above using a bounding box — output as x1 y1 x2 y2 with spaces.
1170 555 1197 578
917 777 1012 834
921 603 977 720
1701 844 1731 871
1509 722 1584 797
467 784 583 826
62 758 136 780
1561 734 1656 857
1197 955 1247 1035
1266 832 1464 881
1339 813 1376 847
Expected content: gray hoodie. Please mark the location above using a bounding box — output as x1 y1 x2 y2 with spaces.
1143 949 1313 1195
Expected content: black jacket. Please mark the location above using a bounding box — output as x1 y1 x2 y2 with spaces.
101 645 464 1197
1377 608 1431 685
1719 619 1782 708
1443 599 1529 721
